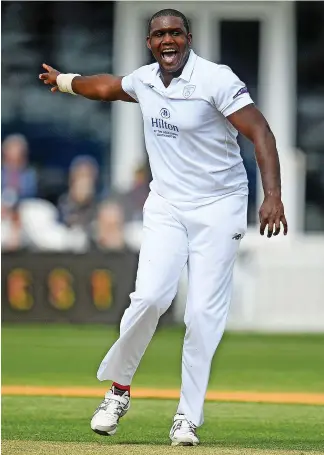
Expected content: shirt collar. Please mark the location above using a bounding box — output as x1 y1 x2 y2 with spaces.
178 49 197 82
143 50 197 86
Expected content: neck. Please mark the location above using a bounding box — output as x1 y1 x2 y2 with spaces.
160 50 190 88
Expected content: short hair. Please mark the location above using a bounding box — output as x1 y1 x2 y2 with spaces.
148 9 190 35
69 155 98 173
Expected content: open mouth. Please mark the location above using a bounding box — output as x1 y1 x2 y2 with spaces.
161 49 178 64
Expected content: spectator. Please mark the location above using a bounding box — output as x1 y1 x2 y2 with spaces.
57 155 99 234
122 164 150 224
120 164 150 251
1 134 38 202
92 201 128 252
1 194 26 252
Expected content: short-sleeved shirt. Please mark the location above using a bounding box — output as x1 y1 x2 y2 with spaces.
122 50 254 207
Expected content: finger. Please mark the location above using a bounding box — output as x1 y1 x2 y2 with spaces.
39 73 48 80
273 217 281 236
259 217 267 236
267 219 274 238
42 63 52 72
51 86 58 93
281 214 288 235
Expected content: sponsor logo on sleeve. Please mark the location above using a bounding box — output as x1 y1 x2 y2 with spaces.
233 86 249 99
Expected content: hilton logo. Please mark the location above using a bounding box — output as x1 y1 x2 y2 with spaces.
160 108 170 119
151 118 179 132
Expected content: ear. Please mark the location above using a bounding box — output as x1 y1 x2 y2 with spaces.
187 33 193 47
146 36 152 51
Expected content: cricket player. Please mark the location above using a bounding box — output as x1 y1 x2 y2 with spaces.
40 9 288 446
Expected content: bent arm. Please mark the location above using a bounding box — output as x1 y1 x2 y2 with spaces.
227 104 287 237
72 75 137 103
227 104 281 198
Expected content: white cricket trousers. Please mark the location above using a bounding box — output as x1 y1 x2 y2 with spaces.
97 191 247 427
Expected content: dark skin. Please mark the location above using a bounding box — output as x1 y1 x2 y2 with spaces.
39 15 287 237
39 68 136 102
228 106 287 237
147 16 192 87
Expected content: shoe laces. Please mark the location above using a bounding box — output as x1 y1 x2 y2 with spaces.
173 415 196 434
97 390 128 416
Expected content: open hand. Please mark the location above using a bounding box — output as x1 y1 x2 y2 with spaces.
39 63 60 93
259 195 288 237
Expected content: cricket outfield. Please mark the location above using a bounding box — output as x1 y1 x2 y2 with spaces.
2 325 324 454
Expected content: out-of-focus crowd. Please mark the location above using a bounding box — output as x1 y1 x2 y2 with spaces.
1 134 149 253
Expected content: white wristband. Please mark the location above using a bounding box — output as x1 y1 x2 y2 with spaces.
56 73 81 95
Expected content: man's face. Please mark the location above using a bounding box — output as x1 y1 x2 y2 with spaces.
70 164 96 203
147 16 192 74
3 139 26 169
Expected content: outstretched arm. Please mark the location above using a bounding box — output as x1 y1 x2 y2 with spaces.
39 64 137 103
227 104 288 237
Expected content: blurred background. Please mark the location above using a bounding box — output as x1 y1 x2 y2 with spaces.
2 0 324 331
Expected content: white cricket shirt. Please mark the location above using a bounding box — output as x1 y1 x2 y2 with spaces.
122 50 254 207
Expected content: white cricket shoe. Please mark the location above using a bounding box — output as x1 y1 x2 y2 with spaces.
90 386 130 436
169 413 199 446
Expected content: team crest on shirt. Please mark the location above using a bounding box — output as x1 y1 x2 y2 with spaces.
183 85 196 99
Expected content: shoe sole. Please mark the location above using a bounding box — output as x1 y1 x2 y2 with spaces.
171 438 199 446
91 425 117 436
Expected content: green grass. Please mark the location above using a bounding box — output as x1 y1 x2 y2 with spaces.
2 396 324 452
2 325 324 453
2 325 324 392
